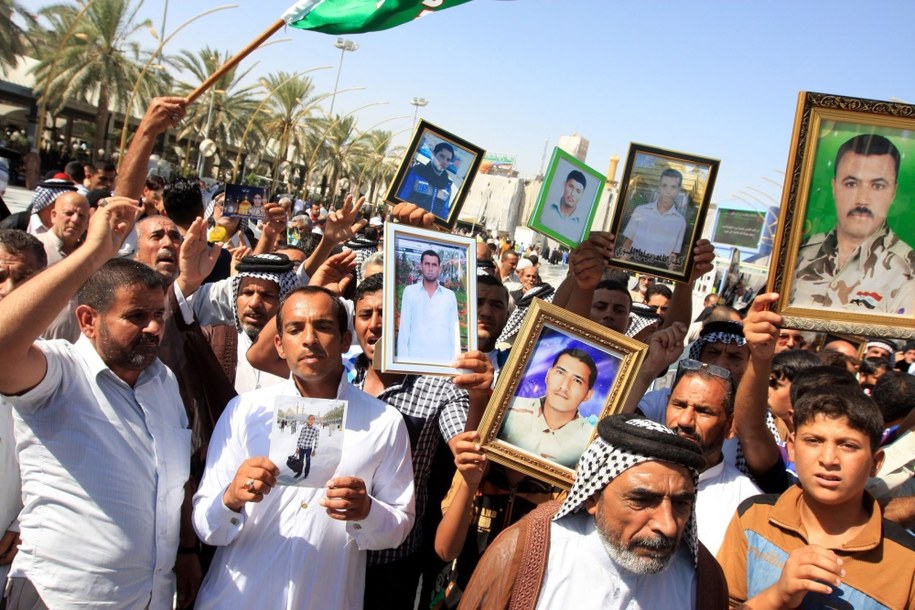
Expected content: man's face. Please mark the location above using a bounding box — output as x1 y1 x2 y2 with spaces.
775 330 807 353
275 291 350 389
50 193 90 247
237 276 281 338
477 283 509 352
658 176 681 206
518 266 538 292
904 349 915 364
354 290 383 361
253 194 263 206
645 293 669 319
590 288 630 334
135 218 182 284
788 414 882 509
699 340 749 384
89 168 116 191
561 178 584 212
832 151 897 243
544 354 594 415
421 254 441 283
89 285 166 374
824 340 860 373
499 252 518 279
587 460 695 575
432 148 453 173
864 345 892 361
0 246 41 301
307 415 315 427
666 375 731 467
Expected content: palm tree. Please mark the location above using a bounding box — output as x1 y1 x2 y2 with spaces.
30 0 153 155
259 71 321 188
0 0 36 71
351 129 393 204
173 46 262 173
312 115 370 207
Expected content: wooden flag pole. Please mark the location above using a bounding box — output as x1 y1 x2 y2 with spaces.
185 18 286 104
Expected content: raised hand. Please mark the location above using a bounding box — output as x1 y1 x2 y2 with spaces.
391 201 436 228
743 292 782 362
309 250 357 295
323 194 367 245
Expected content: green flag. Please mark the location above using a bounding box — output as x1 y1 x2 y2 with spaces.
283 0 473 35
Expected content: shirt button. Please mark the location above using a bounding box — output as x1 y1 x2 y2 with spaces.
300 502 308 510
230 517 240 526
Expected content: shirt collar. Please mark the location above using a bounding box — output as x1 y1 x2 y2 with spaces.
697 458 725 483
769 484 883 551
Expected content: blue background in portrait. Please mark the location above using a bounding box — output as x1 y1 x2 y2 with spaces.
514 326 622 423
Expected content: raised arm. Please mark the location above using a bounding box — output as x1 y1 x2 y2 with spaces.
252 203 287 255
621 322 687 414
661 239 714 331
301 194 367 279
114 97 186 199
734 293 782 475
0 199 140 394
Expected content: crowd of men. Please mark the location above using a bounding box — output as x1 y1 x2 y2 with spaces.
0 96 912 610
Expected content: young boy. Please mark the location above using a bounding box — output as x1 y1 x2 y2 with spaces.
718 389 915 609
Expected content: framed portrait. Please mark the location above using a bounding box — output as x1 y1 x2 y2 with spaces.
385 120 485 230
768 92 915 339
608 143 720 283
223 183 268 221
527 147 606 249
381 222 477 375
477 299 647 489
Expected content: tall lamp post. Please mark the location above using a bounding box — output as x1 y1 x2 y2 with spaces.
410 97 428 130
328 37 358 116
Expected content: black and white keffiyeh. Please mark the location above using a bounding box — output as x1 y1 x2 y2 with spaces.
30 179 77 213
231 253 298 331
554 414 706 565
687 320 745 361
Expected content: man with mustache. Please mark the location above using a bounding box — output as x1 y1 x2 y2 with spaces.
499 347 598 468
397 142 455 217
793 134 915 313
664 362 760 555
460 414 728 609
0 200 192 609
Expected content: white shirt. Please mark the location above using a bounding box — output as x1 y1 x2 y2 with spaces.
35 230 65 266
696 459 761 556
0 399 21 584
396 281 460 364
4 337 190 609
537 512 696 609
540 200 586 243
622 200 687 256
193 377 415 610
25 214 48 236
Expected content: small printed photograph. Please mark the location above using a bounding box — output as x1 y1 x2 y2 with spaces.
386 120 484 229
382 223 477 375
527 147 605 248
497 325 622 469
223 183 268 221
609 144 719 282
269 396 347 488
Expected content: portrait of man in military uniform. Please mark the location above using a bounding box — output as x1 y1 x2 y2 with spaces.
792 133 915 315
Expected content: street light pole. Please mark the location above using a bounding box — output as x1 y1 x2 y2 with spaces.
410 97 428 130
328 37 358 117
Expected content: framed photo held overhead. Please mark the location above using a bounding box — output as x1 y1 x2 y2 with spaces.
223 183 268 221
768 92 915 339
385 120 484 230
609 143 720 283
476 299 647 489
380 222 477 376
526 147 606 249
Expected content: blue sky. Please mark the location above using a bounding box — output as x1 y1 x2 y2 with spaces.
30 0 915 208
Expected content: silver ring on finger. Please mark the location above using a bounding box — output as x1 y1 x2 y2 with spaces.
243 478 255 492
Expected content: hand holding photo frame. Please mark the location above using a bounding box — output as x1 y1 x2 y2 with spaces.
527 147 606 249
768 91 915 339
477 299 647 488
385 120 484 230
608 144 719 283
381 222 477 375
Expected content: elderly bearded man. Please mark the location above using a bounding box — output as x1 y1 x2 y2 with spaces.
459 414 728 609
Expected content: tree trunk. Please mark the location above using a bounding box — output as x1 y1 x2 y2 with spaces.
93 83 110 160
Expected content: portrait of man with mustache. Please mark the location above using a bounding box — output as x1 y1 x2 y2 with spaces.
792 133 915 314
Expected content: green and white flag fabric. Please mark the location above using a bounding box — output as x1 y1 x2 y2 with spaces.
283 0 473 35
